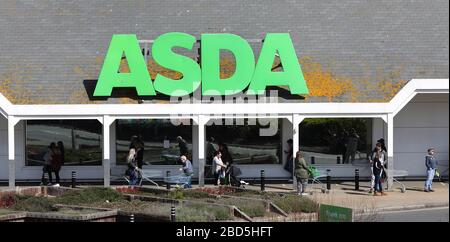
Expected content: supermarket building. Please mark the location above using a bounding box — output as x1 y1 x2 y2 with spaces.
0 1 448 188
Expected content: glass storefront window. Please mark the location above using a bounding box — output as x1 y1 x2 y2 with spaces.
205 119 281 165
115 119 192 165
26 120 102 166
299 118 372 165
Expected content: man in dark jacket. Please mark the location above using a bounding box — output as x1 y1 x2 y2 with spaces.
177 136 189 157
424 148 438 192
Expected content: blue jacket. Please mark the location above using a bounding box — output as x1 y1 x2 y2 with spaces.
183 160 194 175
425 155 438 170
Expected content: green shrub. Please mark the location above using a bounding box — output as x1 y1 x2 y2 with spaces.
220 198 267 218
168 189 184 200
182 190 215 199
272 195 318 213
55 187 124 205
12 196 56 212
237 202 266 218
176 204 232 221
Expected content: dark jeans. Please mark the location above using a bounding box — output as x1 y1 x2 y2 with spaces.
41 165 53 183
52 169 60 184
129 169 138 186
374 174 383 192
214 172 220 185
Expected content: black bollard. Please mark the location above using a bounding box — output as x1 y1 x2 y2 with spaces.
71 171 76 188
326 169 331 190
171 205 176 222
355 169 360 191
260 170 265 192
337 156 341 164
166 171 171 190
311 156 315 164
130 214 134 223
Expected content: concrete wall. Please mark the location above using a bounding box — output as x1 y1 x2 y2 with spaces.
394 93 449 177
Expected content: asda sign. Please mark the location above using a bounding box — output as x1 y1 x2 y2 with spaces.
93 33 309 97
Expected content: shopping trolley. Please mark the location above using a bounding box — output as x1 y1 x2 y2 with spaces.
164 173 193 188
390 170 408 193
112 168 161 188
308 166 328 193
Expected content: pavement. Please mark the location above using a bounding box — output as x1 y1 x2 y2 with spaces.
242 180 449 214
376 207 449 222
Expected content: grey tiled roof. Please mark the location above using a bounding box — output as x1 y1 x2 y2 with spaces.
0 0 448 104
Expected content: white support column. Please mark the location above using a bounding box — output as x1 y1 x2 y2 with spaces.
8 116 19 188
292 114 305 189
194 115 208 187
103 115 115 187
386 114 394 190
192 120 199 174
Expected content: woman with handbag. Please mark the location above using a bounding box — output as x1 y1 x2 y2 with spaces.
126 147 139 186
373 150 387 196
212 151 227 186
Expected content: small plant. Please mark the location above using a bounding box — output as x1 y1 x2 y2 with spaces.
168 188 184 200
177 204 232 222
116 186 140 194
55 187 124 205
12 195 56 212
194 186 235 196
0 193 18 208
273 195 319 213
182 189 215 199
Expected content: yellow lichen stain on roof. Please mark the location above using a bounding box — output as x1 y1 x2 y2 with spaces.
0 71 33 104
1 56 408 104
299 56 357 102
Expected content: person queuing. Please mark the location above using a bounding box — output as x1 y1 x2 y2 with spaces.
294 151 309 196
177 136 189 157
344 128 359 164
424 148 438 192
179 155 194 188
372 149 387 196
51 142 63 186
57 141 65 165
218 143 233 165
369 142 387 194
41 142 56 186
212 151 227 186
125 146 139 186
283 139 294 179
133 136 145 169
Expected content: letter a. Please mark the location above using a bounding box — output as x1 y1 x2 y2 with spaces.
94 34 155 96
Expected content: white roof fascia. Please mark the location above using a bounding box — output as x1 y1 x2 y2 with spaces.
0 92 12 118
0 79 448 120
389 79 449 117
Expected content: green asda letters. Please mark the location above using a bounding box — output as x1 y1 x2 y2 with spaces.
93 33 309 97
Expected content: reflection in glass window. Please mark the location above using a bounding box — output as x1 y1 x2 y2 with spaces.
205 119 281 165
26 120 102 166
299 118 372 165
115 119 192 165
